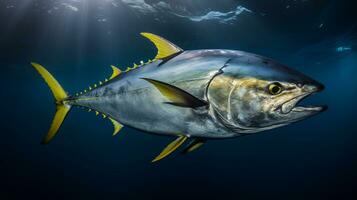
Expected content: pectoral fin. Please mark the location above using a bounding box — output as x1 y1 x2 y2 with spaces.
152 135 188 162
142 78 207 108
181 138 206 154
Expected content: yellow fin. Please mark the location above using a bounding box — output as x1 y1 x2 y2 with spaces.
31 63 68 101
152 135 187 162
140 32 183 60
31 63 71 144
110 65 121 80
109 118 124 136
42 104 71 144
182 138 206 154
142 78 207 108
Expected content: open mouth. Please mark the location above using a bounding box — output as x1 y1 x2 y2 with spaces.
279 92 327 115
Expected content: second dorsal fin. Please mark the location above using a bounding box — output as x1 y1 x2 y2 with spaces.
140 32 183 60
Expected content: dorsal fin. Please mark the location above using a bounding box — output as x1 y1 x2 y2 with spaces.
110 65 121 80
140 32 183 60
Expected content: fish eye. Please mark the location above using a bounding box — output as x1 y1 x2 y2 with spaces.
268 83 283 95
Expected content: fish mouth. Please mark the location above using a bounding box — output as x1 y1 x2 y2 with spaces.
278 88 327 116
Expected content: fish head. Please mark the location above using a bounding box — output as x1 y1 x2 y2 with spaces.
207 55 327 133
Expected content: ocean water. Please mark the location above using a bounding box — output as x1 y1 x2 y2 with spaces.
1 0 356 199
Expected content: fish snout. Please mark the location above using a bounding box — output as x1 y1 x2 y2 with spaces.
302 80 325 93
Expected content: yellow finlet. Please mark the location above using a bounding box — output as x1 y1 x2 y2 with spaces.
95 111 99 116
109 118 124 136
110 65 121 80
140 32 183 60
152 135 187 163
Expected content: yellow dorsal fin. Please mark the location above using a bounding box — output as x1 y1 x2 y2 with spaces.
110 65 121 80
152 135 187 163
109 117 124 136
140 32 183 60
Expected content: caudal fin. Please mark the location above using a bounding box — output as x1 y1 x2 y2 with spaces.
31 63 71 144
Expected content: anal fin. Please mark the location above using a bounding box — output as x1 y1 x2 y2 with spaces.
152 135 187 162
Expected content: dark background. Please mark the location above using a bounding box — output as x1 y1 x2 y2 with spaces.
0 0 356 199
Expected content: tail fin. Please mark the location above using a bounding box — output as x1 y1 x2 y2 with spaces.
31 63 71 144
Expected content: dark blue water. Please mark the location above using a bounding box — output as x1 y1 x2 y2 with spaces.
1 0 356 199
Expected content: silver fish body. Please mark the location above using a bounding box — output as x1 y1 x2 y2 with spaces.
31 33 326 161
69 49 325 139
71 50 238 138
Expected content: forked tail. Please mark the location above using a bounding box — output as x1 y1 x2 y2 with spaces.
31 63 71 144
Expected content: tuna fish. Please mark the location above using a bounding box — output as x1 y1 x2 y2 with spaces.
32 33 327 162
